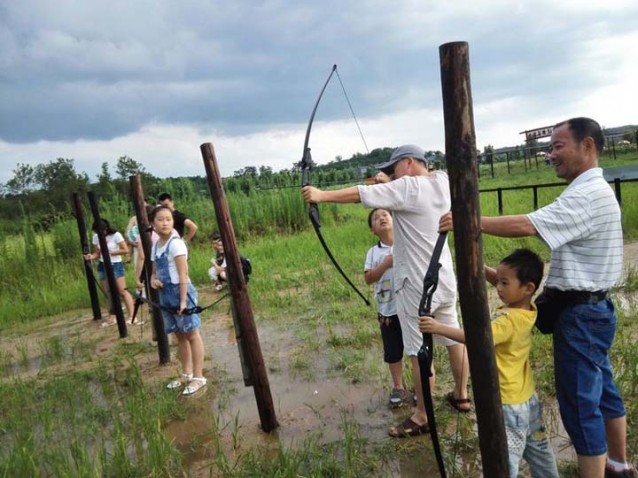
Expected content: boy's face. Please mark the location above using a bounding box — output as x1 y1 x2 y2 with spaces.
370 209 393 235
495 263 534 309
213 239 224 253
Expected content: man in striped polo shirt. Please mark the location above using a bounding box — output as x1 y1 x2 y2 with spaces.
440 117 633 478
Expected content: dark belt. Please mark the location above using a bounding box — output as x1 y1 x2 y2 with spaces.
543 287 608 305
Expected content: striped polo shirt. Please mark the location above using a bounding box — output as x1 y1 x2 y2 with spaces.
527 168 623 291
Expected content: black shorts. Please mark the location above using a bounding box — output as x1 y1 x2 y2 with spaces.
378 313 404 364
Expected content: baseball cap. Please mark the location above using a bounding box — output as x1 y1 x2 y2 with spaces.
376 144 427 174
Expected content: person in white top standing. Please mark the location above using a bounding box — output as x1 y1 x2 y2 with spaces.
303 144 470 438
84 218 135 327
440 117 634 478
364 208 412 408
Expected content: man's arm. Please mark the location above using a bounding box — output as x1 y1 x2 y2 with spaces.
439 212 537 238
183 219 198 242
481 215 537 237
302 186 361 204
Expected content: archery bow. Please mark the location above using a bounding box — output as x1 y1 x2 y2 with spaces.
301 64 370 306
417 232 448 478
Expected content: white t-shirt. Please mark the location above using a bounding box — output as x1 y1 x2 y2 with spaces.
527 168 623 291
364 241 397 316
358 172 457 303
92 232 125 263
151 236 189 285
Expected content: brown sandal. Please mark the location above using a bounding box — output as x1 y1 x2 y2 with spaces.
388 417 430 438
446 391 471 413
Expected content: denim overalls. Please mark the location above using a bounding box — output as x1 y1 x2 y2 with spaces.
155 237 201 334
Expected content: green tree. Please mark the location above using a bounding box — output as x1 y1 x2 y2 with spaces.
5 163 37 195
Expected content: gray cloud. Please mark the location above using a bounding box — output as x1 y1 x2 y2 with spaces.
0 0 636 180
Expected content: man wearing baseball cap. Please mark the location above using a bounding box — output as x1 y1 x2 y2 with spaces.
302 144 470 438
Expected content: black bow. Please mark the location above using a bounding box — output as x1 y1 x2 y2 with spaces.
301 64 370 306
128 288 228 317
417 232 448 478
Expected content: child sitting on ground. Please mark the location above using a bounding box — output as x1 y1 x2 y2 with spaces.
419 249 559 478
207 233 227 291
364 208 412 408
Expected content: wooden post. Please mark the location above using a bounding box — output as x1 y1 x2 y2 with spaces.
200 142 278 432
129 176 171 364
439 41 509 478
87 191 127 338
72 192 102 320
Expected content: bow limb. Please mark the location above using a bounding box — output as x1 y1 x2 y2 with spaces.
417 232 449 478
301 64 370 306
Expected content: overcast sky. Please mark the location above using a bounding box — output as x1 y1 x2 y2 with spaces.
1 0 636 184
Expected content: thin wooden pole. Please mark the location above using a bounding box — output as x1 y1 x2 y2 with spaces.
439 41 509 478
200 142 278 432
87 191 127 338
129 176 170 364
72 192 102 320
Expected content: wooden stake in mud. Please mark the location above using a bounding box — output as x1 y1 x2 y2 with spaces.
87 191 128 338
72 192 102 320
200 142 278 432
439 41 509 477
129 176 170 364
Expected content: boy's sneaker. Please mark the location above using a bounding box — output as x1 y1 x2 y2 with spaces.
605 465 637 478
388 388 409 408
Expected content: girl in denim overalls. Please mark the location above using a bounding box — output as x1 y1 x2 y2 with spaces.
150 206 207 395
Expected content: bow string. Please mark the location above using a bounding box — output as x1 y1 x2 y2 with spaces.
301 64 370 306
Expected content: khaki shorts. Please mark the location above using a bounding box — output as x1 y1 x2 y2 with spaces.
395 278 461 356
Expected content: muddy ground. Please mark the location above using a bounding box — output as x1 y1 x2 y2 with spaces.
2 242 637 476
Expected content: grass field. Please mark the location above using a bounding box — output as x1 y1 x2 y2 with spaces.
0 153 637 476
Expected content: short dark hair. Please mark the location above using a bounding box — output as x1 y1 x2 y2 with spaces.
500 248 543 290
367 208 391 228
212 232 221 242
157 192 172 202
555 117 604 154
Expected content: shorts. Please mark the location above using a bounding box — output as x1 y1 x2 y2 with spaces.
395 279 460 356
160 283 202 334
378 313 403 363
553 300 626 456
503 393 559 478
97 261 125 281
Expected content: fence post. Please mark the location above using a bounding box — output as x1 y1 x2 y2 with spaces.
614 178 622 206
87 191 127 338
72 192 102 320
506 152 511 174
129 176 170 364
497 188 503 215
533 186 539 210
440 40 510 478
200 142 278 433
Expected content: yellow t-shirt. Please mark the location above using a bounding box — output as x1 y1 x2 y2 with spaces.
491 305 536 405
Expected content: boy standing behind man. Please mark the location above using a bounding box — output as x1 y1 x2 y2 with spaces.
364 208 411 408
419 249 559 478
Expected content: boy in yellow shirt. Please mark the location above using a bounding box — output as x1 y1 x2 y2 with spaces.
419 248 558 478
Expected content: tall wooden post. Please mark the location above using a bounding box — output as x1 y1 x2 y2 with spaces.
200 142 278 432
129 176 170 364
439 41 509 477
87 191 127 338
72 193 102 320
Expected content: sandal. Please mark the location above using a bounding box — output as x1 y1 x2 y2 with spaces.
183 377 207 396
446 391 471 413
100 317 117 328
167 373 193 390
388 417 430 438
